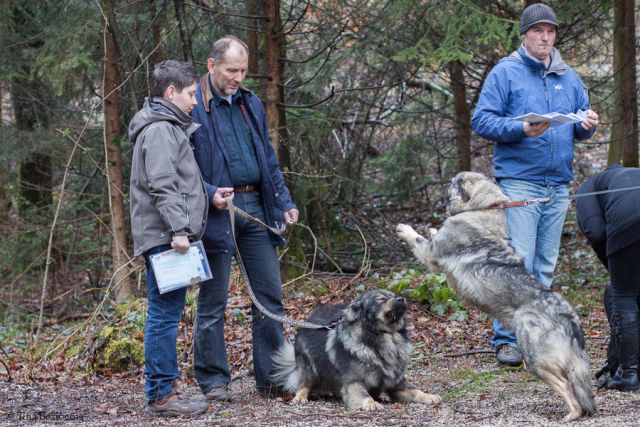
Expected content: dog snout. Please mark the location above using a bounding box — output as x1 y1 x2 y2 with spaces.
395 296 406 304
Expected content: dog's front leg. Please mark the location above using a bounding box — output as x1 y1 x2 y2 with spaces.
291 386 310 404
388 387 442 405
396 224 437 270
342 383 383 411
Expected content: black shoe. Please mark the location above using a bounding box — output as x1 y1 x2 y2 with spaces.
602 368 639 392
147 390 209 417
204 384 232 402
496 344 523 367
602 311 640 392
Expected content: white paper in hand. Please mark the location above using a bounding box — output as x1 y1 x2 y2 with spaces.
514 110 587 127
149 241 212 294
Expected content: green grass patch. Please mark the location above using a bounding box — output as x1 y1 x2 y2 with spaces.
444 367 513 400
382 269 467 320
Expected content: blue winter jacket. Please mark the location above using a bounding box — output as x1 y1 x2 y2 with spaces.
191 74 297 254
471 45 596 185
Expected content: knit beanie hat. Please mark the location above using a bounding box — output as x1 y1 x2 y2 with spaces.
520 3 558 34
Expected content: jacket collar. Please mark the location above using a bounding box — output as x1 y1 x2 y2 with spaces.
199 73 251 113
513 44 568 77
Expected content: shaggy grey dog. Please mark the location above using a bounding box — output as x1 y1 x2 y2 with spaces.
271 289 441 410
396 171 596 421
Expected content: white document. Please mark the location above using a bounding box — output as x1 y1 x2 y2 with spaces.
149 241 212 294
514 110 587 127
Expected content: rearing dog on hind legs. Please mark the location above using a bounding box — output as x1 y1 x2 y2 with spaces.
396 171 596 421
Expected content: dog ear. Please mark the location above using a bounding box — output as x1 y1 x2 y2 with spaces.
344 299 362 322
458 180 471 202
448 172 509 214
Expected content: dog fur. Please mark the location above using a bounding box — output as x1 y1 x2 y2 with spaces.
396 171 596 421
271 289 441 410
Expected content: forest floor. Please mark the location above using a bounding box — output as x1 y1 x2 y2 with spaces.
2 301 640 427
2 183 639 426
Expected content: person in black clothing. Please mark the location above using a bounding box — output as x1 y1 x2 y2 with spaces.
576 164 640 392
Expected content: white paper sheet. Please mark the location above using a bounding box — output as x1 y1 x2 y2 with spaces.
149 241 212 294
514 110 587 127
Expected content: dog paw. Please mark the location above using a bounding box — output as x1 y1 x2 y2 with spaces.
563 410 583 422
416 391 442 405
396 224 418 242
291 389 309 404
398 389 442 405
360 397 383 411
291 396 308 404
427 228 438 239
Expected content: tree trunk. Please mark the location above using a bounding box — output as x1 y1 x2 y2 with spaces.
149 0 165 67
263 0 291 171
173 0 193 63
449 60 471 172
608 0 638 166
103 2 132 302
13 75 53 213
245 0 262 75
0 86 8 221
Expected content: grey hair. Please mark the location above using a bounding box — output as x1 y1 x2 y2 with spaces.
207 35 249 64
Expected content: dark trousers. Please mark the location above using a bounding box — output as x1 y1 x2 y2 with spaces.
609 239 640 313
194 191 284 393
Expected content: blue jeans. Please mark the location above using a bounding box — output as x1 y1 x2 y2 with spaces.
143 244 188 403
491 179 569 348
194 191 284 393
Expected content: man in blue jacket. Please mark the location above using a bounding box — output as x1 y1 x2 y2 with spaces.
191 35 298 401
471 3 599 367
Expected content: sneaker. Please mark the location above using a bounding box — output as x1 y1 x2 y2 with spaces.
204 384 231 402
495 344 523 367
147 390 209 417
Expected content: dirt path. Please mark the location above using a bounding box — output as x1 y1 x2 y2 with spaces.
2 313 640 427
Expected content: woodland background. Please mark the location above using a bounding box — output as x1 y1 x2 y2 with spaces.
0 0 638 400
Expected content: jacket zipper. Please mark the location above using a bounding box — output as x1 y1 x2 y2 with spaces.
182 193 191 229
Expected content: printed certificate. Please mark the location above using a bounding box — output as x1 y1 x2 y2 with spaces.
149 241 212 294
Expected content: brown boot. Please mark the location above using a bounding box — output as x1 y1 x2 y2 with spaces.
147 389 209 417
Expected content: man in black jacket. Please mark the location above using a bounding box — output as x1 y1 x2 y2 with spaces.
576 164 640 392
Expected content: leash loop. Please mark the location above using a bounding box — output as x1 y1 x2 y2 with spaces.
224 195 340 330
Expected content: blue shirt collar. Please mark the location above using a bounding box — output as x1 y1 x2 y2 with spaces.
209 80 242 106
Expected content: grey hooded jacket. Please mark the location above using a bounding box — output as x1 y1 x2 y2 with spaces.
128 97 208 256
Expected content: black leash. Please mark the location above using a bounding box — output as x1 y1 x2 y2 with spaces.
224 195 341 330
490 185 640 209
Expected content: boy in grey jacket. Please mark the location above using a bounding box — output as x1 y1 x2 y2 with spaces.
128 60 209 417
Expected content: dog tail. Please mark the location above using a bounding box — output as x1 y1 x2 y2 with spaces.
271 341 299 393
568 350 597 416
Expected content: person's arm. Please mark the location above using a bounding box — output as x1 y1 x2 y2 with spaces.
142 124 191 252
471 68 529 143
574 81 597 140
575 178 607 268
257 103 297 214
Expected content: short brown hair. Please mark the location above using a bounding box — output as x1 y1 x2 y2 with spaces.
150 60 197 98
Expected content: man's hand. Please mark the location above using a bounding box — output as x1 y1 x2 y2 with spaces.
581 109 599 131
524 121 550 137
171 235 190 253
284 208 299 226
212 187 234 210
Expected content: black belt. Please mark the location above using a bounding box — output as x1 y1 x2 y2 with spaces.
233 184 257 193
